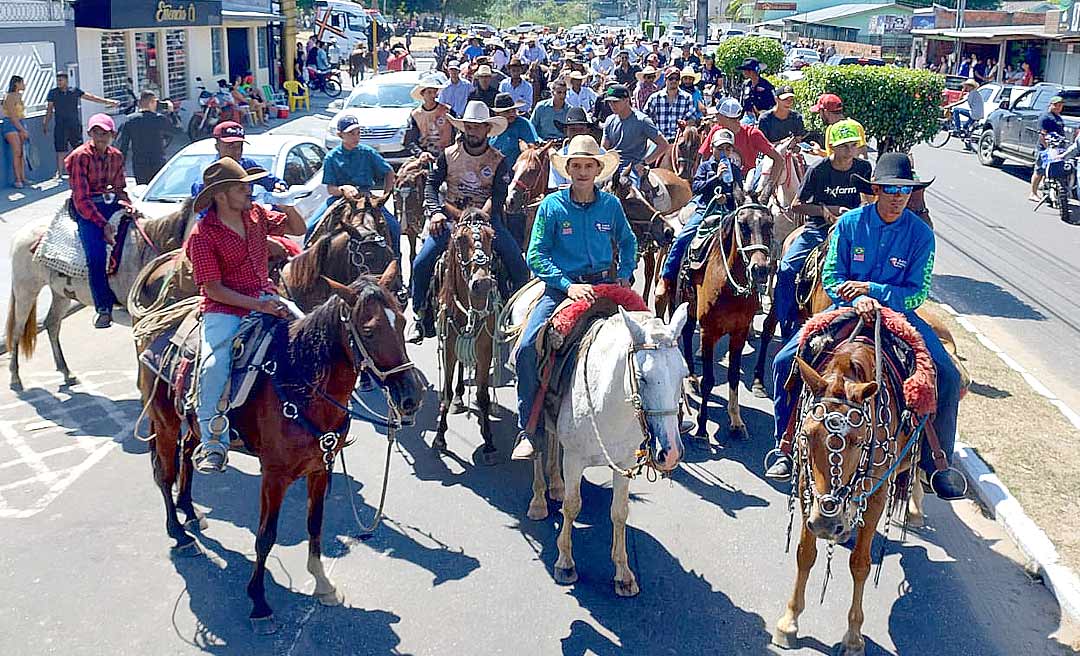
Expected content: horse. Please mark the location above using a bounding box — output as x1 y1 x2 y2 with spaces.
507 286 690 596
506 140 556 248
773 311 927 656
136 273 422 633
657 123 702 182
6 199 196 391
679 191 775 439
430 209 500 463
394 152 435 272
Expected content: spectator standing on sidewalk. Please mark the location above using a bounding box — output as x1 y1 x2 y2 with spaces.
2 76 30 188
43 71 118 178
378 42 390 72
116 90 173 184
349 43 367 84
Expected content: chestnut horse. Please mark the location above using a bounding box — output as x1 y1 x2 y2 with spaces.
136 274 421 632
773 312 923 656
431 209 500 464
657 123 703 182
394 152 435 272
506 140 556 249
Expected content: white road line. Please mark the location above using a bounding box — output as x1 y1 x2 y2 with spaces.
0 443 84 470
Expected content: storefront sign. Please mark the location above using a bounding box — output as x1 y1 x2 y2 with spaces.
75 0 222 29
867 14 912 35
1061 2 1080 33
911 15 935 31
754 2 798 10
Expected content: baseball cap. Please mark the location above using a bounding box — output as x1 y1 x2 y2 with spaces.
87 113 115 133
717 97 743 118
811 93 843 113
603 84 631 101
447 60 461 70
711 128 734 146
776 85 795 100
336 115 361 133
1050 95 1065 104
213 121 246 142
827 119 862 147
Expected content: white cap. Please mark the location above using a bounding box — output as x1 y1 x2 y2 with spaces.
717 98 742 118
711 128 735 146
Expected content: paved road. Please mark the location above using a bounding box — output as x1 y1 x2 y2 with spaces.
916 142 1080 410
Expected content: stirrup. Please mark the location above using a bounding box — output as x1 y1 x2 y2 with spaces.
193 440 229 472
762 447 790 471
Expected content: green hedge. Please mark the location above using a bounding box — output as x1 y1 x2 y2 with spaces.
785 65 944 153
712 36 785 97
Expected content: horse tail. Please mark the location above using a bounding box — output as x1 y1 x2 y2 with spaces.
5 291 36 358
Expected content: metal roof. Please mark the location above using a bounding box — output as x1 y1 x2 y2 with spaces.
763 3 901 27
910 24 1059 39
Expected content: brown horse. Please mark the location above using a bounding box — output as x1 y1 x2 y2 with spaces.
394 152 435 271
136 274 421 632
680 194 774 438
431 209 500 463
773 317 922 656
657 123 702 181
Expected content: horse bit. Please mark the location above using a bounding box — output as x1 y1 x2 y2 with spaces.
718 201 772 298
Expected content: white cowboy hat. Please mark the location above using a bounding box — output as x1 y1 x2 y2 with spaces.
409 77 446 102
551 135 621 183
446 101 507 137
567 70 589 81
635 65 659 81
679 67 701 84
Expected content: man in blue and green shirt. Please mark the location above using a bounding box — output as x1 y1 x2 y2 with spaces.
765 153 968 500
511 135 637 460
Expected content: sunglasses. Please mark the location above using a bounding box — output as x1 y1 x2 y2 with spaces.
879 185 913 195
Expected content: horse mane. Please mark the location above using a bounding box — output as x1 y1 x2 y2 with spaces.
284 231 336 293
141 198 195 251
397 155 431 185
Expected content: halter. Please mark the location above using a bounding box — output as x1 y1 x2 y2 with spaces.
437 215 503 376
717 201 772 297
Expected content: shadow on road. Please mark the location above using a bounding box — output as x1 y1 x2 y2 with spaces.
933 273 1047 321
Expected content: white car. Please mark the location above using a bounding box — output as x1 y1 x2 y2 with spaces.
785 48 821 70
509 22 540 35
325 70 448 165
129 135 330 220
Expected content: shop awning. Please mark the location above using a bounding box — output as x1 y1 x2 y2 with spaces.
222 9 283 23
911 24 1060 40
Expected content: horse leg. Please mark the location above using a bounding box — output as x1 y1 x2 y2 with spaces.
773 522 818 648
527 435 550 520
838 497 887 656
695 328 717 438
433 339 455 451
475 334 497 465
642 249 656 302
176 429 206 531
727 330 748 439
450 362 467 414
908 470 926 528
553 454 584 584
43 296 77 386
753 306 778 398
7 290 37 392
147 381 196 553
306 470 344 606
247 475 289 633
546 432 564 503
610 472 639 597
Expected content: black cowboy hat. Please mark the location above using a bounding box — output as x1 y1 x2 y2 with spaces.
554 106 590 132
492 92 526 113
735 57 761 72
852 152 934 191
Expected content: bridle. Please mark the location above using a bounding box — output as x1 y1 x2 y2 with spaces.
338 294 415 385
508 146 549 210
717 201 772 297
437 214 502 375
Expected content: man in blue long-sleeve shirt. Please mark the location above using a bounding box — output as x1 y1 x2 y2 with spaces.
765 153 968 500
512 135 637 460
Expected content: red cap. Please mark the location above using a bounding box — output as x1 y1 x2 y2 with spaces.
213 121 246 142
87 113 115 133
810 93 843 113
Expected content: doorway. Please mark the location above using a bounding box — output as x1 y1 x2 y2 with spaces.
227 27 251 81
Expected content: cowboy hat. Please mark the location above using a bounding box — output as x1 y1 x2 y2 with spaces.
193 157 269 213
567 70 589 81
679 67 700 84
492 92 526 114
446 100 507 136
409 77 447 102
635 65 659 81
554 106 591 132
852 152 934 192
551 135 620 183
473 65 494 78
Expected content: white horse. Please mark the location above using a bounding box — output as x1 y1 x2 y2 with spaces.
5 201 194 391
508 287 689 596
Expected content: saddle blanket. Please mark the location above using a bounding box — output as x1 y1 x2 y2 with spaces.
32 200 131 279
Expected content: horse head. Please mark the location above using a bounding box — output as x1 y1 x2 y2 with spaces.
617 304 690 473
506 141 553 214
729 201 774 296
794 341 885 544
323 274 421 421
611 170 675 248
448 208 497 304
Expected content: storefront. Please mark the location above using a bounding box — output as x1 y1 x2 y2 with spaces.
911 24 1057 82
74 0 223 125
220 0 284 87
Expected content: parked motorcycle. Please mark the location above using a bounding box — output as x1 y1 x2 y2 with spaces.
1036 131 1079 225
187 77 222 141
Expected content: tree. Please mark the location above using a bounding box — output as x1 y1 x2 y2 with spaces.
484 0 590 30
712 36 785 96
788 64 945 153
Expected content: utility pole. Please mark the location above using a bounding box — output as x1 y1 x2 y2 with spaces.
282 0 296 83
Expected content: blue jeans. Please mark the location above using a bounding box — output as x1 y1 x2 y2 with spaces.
196 311 244 448
772 308 961 475
951 107 972 133
410 215 530 317
660 205 705 281
73 201 121 314
775 225 827 342
304 198 402 258
515 286 565 433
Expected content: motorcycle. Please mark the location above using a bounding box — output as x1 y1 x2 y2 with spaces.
305 67 343 98
1036 131 1079 225
187 77 222 141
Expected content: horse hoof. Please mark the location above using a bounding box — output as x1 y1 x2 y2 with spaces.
449 398 467 415
729 425 749 441
614 578 640 598
526 501 549 521
553 566 578 585
751 381 768 398
250 615 277 635
10 380 23 392
171 540 201 558
431 434 447 451
184 514 208 532
316 588 345 606
772 628 799 649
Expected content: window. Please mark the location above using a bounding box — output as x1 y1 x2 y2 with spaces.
298 144 326 175
257 27 268 69
165 30 188 101
1012 90 1038 110
135 32 161 95
283 147 311 186
100 31 128 102
211 28 224 76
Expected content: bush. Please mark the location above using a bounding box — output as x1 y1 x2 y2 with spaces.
712 36 785 97
790 65 944 153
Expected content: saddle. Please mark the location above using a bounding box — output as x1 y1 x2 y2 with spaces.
685 210 731 272
794 228 833 313
32 200 132 279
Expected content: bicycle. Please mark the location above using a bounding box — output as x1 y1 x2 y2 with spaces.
928 114 978 150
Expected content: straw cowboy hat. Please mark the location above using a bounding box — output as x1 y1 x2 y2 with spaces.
447 100 507 136
473 65 494 78
410 76 446 102
551 135 620 183
193 157 268 213
679 67 700 84
635 65 659 81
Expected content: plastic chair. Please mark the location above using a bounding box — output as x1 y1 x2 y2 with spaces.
283 80 310 111
262 84 286 107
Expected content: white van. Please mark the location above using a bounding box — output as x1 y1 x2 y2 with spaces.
313 0 390 53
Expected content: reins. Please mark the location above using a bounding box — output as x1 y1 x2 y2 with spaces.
715 202 771 297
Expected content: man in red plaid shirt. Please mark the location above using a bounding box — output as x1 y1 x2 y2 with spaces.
185 157 306 473
64 113 131 328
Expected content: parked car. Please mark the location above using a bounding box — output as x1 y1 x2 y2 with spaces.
825 55 885 66
977 83 1080 167
469 23 497 37
325 70 449 165
508 22 540 35
129 135 329 220
785 48 820 70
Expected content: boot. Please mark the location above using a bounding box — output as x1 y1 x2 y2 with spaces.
765 454 793 480
929 467 968 500
94 312 112 329
511 431 537 460
193 441 228 474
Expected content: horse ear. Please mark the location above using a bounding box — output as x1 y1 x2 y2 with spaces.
668 302 689 337
378 260 400 291
847 381 878 404
322 275 358 304
618 306 647 346
795 356 827 397
518 138 528 153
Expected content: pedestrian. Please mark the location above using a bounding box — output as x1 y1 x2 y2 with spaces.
377 42 390 72
116 90 173 184
64 114 130 328
2 76 30 188
294 42 306 82
349 43 365 85
438 60 472 116
43 71 118 178
736 57 775 117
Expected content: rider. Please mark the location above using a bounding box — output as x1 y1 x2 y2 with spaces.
765 153 969 502
305 115 401 252
697 97 782 181
407 101 531 343
467 65 498 109
773 120 871 343
807 94 866 158
499 57 534 113
511 135 637 460
490 92 540 246
643 66 697 142
736 58 775 118
190 122 284 200
186 158 306 474
565 70 597 111
945 78 983 139
655 128 744 301
1030 94 1066 203
600 83 669 188
65 113 130 329
757 85 807 143
531 79 570 140
404 78 455 158
548 106 594 188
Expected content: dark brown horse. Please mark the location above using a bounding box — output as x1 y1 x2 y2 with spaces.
136 274 421 632
506 140 555 247
680 194 774 438
394 152 435 271
431 209 500 464
657 123 702 181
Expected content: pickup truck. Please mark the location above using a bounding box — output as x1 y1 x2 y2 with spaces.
977 84 1080 167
